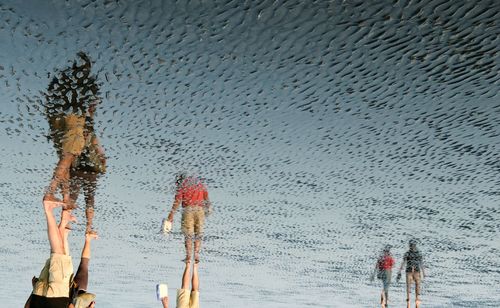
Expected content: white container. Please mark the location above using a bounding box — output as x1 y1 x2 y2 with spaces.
161 219 172 234
156 283 168 300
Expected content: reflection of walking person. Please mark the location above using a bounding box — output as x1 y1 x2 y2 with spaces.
70 104 106 233
44 52 101 209
167 174 211 263
371 245 395 308
397 240 425 308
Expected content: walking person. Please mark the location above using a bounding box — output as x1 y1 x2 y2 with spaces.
24 200 76 308
371 245 395 308
159 261 200 308
167 174 211 263
397 239 425 308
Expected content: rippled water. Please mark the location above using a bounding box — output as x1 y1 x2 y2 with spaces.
0 0 499 307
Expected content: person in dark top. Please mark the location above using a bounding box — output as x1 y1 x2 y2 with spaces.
397 239 425 308
69 232 98 308
371 245 395 308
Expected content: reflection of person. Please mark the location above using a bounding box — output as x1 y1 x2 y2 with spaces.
43 52 100 209
167 174 211 263
397 240 425 308
24 200 75 308
70 105 106 233
69 232 98 308
160 262 200 308
371 245 395 308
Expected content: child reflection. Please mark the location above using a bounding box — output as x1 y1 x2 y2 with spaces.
371 245 395 308
24 200 98 308
43 52 101 210
167 174 212 263
69 103 106 233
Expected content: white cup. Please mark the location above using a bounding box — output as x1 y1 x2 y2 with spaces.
161 219 172 234
156 283 168 300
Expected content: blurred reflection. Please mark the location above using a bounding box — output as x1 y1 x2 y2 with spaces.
371 245 395 308
70 103 106 233
43 52 101 210
397 240 425 308
25 201 76 308
167 174 212 263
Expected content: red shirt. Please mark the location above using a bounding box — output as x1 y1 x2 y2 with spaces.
377 254 395 270
175 177 208 207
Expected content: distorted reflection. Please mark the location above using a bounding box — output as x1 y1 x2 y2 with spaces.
397 240 426 308
43 52 102 211
69 102 106 233
158 261 200 308
167 174 212 263
371 245 395 308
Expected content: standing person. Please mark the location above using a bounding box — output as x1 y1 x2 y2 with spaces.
70 104 106 233
397 240 425 308
167 174 211 263
371 245 395 308
159 261 200 308
24 200 75 308
43 52 100 209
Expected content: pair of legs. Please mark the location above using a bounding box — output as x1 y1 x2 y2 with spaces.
406 271 421 308
45 152 78 208
181 207 205 262
70 170 98 232
380 270 391 308
44 199 76 255
159 262 199 308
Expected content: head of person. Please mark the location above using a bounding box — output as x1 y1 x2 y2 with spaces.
71 292 96 308
409 239 417 251
383 244 391 255
175 172 187 187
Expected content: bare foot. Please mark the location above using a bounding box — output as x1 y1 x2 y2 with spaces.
43 197 65 212
85 230 98 240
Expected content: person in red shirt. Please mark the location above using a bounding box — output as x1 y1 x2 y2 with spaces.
167 174 211 263
371 245 395 308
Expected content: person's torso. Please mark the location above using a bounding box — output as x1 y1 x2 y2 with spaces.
179 179 207 207
377 255 395 270
405 250 422 272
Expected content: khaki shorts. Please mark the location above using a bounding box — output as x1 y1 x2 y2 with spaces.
177 289 199 308
61 114 85 155
33 253 74 298
181 207 205 238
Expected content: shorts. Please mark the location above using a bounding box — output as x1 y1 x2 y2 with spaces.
61 114 85 155
379 269 392 293
406 271 421 299
33 253 74 298
30 294 69 308
181 206 205 238
177 289 199 308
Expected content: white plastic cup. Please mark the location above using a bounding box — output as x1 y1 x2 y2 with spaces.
156 283 168 300
161 219 172 234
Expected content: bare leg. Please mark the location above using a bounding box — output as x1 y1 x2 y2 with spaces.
59 210 76 255
83 174 97 232
191 263 199 291
86 207 95 233
184 236 193 262
194 238 201 263
46 153 75 200
43 200 65 254
181 261 191 290
73 232 97 292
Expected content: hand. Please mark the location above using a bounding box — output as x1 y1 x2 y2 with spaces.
167 212 174 223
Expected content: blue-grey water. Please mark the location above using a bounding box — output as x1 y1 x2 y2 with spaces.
0 0 499 307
